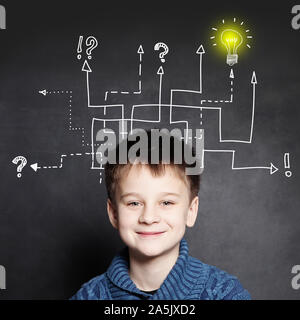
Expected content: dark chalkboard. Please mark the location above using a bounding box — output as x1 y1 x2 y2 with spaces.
0 0 300 299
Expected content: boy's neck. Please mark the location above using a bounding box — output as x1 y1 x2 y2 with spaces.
128 242 180 292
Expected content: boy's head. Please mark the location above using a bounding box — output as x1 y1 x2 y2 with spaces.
104 129 201 258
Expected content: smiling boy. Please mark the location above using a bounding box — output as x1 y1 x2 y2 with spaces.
108 164 198 294
70 129 251 300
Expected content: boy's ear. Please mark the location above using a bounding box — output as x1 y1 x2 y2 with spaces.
107 198 119 229
186 196 199 227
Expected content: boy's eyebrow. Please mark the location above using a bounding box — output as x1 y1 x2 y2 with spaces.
159 192 181 197
120 192 141 199
120 192 181 199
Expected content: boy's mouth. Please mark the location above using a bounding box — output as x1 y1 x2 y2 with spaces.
136 231 165 237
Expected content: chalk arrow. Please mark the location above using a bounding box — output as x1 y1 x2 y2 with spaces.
82 60 92 73
137 45 144 55
196 44 205 54
251 71 257 84
157 66 164 75
196 45 205 93
82 60 92 107
137 45 144 87
248 71 258 143
39 89 47 96
157 66 164 113
30 163 39 172
232 162 279 174
270 163 278 175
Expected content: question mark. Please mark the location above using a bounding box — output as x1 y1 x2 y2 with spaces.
86 36 98 60
154 42 169 63
12 156 27 178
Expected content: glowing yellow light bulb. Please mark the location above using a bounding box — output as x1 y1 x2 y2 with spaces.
220 29 243 66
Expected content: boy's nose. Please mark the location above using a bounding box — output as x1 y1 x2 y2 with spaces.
138 205 161 224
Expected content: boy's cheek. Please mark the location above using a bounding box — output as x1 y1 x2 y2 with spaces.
118 214 137 227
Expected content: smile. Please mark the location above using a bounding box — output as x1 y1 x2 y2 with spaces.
136 231 165 238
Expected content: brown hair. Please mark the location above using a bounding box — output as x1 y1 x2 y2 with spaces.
104 129 201 204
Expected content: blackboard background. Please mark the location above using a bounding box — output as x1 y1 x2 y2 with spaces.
0 0 299 299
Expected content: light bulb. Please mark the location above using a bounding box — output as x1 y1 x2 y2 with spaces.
220 29 243 66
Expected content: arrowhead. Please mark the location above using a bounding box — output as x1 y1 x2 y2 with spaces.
39 89 47 96
157 66 164 75
270 163 278 175
196 45 205 54
137 45 144 54
230 69 234 79
251 71 257 84
30 163 38 172
82 60 92 72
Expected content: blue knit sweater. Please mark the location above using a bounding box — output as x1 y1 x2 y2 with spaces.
70 238 251 300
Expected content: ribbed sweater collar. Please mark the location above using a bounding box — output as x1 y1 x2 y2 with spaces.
106 238 194 299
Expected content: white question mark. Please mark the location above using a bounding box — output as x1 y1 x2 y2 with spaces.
12 156 27 178
86 36 98 60
154 42 169 63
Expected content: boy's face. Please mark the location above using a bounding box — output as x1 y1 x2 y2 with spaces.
107 165 198 259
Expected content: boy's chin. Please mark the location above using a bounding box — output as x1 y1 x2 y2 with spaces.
125 240 164 257
134 247 166 259
130 240 179 259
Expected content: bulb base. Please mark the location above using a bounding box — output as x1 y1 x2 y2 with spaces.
226 54 238 66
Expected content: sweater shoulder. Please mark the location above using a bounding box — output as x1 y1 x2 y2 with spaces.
187 256 251 300
69 273 108 300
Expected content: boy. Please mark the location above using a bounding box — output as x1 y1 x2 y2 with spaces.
70 128 251 300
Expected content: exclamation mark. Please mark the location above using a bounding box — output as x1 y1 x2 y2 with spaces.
77 35 83 60
284 153 292 178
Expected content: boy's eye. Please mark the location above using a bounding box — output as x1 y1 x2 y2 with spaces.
128 201 141 207
161 201 174 206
